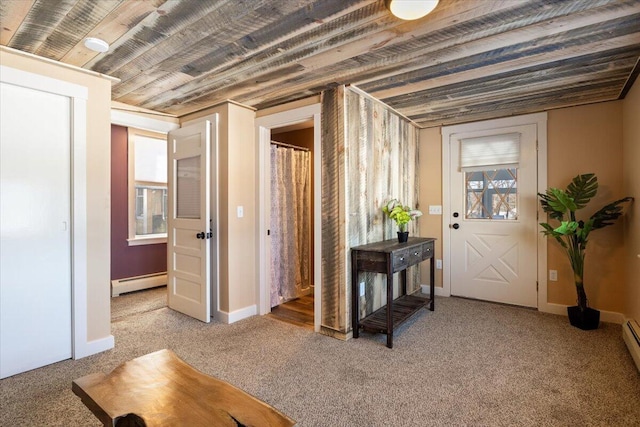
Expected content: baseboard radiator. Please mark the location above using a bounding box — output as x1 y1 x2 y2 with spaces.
623 319 640 372
111 272 167 297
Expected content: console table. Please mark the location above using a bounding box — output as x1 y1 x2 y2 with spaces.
351 237 436 348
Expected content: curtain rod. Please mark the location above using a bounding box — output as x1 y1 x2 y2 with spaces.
270 140 310 152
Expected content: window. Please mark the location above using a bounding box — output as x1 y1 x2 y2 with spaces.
460 132 521 221
128 129 167 245
465 168 518 220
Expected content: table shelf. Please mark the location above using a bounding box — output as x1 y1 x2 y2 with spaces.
359 293 431 334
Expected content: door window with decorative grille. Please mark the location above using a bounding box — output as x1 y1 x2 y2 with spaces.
465 168 517 220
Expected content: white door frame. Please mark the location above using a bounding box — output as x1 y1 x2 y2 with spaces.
256 104 322 332
441 112 550 312
0 66 99 358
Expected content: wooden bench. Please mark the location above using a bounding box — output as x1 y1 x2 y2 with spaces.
72 349 295 427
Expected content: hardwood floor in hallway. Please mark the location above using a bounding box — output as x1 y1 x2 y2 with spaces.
268 294 314 329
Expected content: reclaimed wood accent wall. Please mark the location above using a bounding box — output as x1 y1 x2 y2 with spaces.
321 86 419 334
321 86 347 332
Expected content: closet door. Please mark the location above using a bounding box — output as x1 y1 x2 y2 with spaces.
0 82 72 378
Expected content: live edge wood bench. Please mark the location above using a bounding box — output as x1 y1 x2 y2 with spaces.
72 349 295 427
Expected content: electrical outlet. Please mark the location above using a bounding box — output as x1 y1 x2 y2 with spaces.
428 205 442 215
549 270 558 281
237 206 244 218
359 282 365 296
436 259 442 270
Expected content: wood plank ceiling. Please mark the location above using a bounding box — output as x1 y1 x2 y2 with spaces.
1 0 639 127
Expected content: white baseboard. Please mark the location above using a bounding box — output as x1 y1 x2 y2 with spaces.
111 272 167 297
73 335 114 359
215 305 257 324
542 303 625 324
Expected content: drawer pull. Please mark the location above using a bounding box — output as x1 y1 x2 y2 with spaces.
399 257 404 261
414 252 419 256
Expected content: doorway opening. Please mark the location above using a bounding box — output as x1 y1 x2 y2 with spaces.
111 286 167 322
268 123 315 328
256 103 322 332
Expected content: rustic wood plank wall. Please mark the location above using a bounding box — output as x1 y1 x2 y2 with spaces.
321 85 419 334
321 86 347 332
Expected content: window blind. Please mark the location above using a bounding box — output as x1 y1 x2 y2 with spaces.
460 132 521 171
135 135 167 183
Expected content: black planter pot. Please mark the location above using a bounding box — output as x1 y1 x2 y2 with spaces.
397 231 409 243
567 306 600 330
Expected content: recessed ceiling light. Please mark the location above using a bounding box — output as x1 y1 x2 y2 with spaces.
385 0 439 20
84 37 109 53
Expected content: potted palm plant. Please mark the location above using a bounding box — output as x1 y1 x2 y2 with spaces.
538 173 633 330
382 198 423 243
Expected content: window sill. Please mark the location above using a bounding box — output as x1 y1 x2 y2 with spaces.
127 235 167 246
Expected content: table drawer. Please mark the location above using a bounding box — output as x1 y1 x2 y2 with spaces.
392 248 411 271
392 246 424 272
421 241 434 260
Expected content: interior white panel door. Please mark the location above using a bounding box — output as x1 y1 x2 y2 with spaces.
167 121 211 322
0 82 72 378
449 124 538 307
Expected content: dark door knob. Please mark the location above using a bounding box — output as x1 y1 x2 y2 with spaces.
453 212 459 218
196 232 205 239
452 223 460 229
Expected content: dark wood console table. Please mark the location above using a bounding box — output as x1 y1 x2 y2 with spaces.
351 237 436 348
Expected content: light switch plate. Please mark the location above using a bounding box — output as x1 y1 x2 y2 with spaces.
428 205 442 215
237 206 244 218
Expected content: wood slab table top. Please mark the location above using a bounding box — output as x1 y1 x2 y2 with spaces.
72 349 295 427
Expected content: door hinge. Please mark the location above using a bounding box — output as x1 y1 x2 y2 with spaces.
536 281 539 292
267 229 271 236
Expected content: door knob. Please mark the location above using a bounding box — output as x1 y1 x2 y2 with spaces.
196 232 205 239
452 223 460 229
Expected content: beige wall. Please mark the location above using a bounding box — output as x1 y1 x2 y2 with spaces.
418 127 443 287
180 102 257 316
2 49 112 342
547 102 628 312
418 100 632 314
622 80 640 321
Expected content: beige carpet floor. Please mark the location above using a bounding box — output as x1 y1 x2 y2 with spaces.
1 292 638 426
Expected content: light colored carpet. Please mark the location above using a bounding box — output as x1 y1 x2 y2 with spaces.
110 286 166 320
1 294 638 426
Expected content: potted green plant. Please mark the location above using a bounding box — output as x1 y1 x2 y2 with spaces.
382 198 423 243
538 173 633 330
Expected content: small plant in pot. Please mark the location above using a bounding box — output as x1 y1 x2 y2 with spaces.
538 173 633 330
382 198 423 243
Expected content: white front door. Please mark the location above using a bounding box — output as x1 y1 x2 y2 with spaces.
448 124 538 307
0 82 72 378
167 121 212 322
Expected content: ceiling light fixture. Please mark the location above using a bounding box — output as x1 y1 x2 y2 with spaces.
84 37 109 53
385 0 439 20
